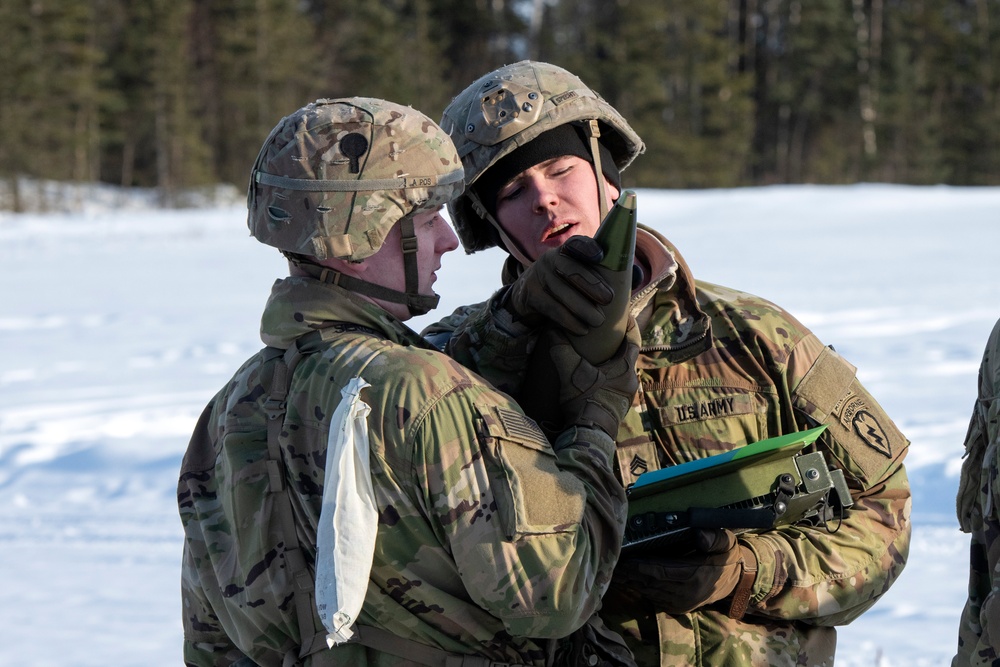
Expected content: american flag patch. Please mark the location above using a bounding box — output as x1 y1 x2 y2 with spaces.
496 407 546 442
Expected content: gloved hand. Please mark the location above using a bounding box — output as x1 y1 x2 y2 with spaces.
605 528 758 618
546 316 641 437
502 236 614 335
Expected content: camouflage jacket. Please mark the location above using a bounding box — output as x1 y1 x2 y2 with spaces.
423 225 912 667
178 275 628 667
954 318 1000 666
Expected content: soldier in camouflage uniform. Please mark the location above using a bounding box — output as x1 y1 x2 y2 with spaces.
177 97 642 667
954 317 1000 666
423 61 912 666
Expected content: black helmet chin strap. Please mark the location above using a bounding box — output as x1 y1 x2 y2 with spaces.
290 217 439 317
395 216 440 316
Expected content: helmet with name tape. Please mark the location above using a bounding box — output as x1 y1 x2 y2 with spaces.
248 97 464 261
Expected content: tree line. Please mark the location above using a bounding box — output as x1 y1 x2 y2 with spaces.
1 0 997 210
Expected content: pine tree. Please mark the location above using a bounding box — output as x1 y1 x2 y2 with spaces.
306 0 460 117
792 0 863 182
97 0 208 196
0 0 121 208
194 0 322 187
0 0 41 209
431 0 528 103
538 0 754 188
4 0 1000 206
876 0 949 183
938 0 1000 184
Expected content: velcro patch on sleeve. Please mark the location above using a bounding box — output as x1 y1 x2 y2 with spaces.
794 347 907 486
476 403 584 538
795 346 856 418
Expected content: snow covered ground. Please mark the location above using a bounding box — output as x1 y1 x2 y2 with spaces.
1 183 997 666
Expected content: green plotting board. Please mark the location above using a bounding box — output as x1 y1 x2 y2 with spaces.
627 425 828 501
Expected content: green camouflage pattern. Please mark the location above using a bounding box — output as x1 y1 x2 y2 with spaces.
247 97 464 261
954 317 1000 666
439 60 644 253
423 225 912 666
178 275 628 667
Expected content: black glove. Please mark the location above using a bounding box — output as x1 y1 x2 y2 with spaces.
503 236 614 335
605 528 758 618
546 316 641 437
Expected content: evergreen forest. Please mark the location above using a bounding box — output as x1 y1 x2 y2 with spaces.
2 0 998 210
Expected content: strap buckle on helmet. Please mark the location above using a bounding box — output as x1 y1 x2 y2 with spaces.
400 235 419 254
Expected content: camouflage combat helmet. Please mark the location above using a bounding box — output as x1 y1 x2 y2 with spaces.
249 97 463 260
248 97 464 315
440 61 644 255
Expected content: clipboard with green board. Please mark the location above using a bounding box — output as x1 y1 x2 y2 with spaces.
623 425 853 553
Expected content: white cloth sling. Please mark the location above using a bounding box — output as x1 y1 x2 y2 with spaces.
314 377 377 646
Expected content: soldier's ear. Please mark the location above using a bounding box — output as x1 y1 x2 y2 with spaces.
605 180 621 203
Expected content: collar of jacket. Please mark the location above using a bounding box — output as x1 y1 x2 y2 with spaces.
635 225 713 362
259 275 434 350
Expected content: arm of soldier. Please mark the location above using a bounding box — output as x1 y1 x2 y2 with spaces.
423 238 613 396
955 320 1000 663
737 337 911 624
422 295 540 396
983 424 1000 658
181 541 245 667
179 399 246 667
414 383 627 639
738 463 910 624
953 398 989 666
420 301 494 353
